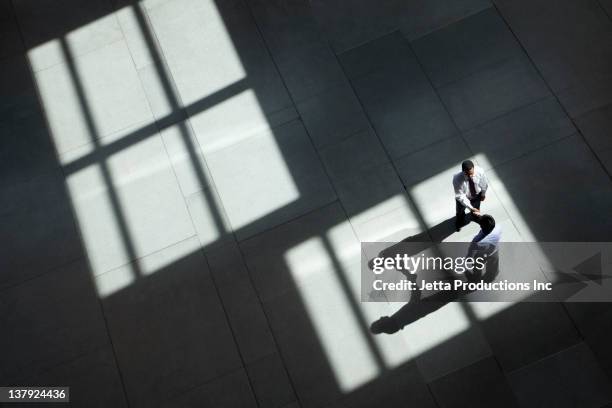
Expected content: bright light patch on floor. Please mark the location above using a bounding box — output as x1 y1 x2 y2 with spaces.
65 162 130 278
206 119 300 232
398 302 470 356
143 0 247 106
349 194 421 242
285 237 379 392
27 13 122 72
64 134 195 281
33 39 153 155
191 90 279 155
27 38 62 72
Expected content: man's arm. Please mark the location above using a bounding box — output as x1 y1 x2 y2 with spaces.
454 175 475 210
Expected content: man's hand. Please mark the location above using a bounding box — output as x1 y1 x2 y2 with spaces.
471 208 481 215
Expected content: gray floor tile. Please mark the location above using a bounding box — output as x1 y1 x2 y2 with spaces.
0 259 109 384
331 162 422 242
247 0 346 102
0 56 58 184
412 8 524 87
480 302 580 372
136 62 188 127
599 148 612 176
163 369 258 408
240 202 358 302
338 31 416 80
352 59 458 159
245 0 320 50
564 303 612 339
352 204 422 243
100 242 242 408
114 2 157 71
14 0 123 72
398 0 492 40
494 0 612 92
0 0 23 59
508 342 612 408
557 74 612 118
311 0 404 54
579 323 612 381
395 136 471 188
206 241 278 364
575 103 612 153
62 132 195 276
34 39 154 154
262 288 352 408
159 122 211 197
334 362 437 408
246 353 296 408
0 52 36 113
412 312 492 382
463 97 576 168
267 44 346 104
185 187 233 251
27 346 128 408
392 301 493 382
0 169 84 289
319 129 389 182
205 120 336 241
438 55 550 131
0 95 59 186
487 135 612 241
602 0 612 16
224 12 302 115
296 81 371 150
430 357 519 408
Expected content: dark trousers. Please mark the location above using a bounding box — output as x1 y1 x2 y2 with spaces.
455 194 482 228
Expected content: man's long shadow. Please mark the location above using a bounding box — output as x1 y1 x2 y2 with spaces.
370 217 496 334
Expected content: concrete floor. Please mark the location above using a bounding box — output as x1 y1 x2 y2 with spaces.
2 0 612 407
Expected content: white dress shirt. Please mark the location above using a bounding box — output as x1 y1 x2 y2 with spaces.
453 166 488 210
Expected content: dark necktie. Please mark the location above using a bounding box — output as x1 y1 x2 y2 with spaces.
468 176 477 198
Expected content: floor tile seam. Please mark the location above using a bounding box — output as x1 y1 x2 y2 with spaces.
57 117 154 161
5 341 113 387
504 340 589 378
402 4 496 43
471 131 576 173
422 47 529 90
91 233 198 280
29 35 126 75
491 2 612 183
0 254 85 295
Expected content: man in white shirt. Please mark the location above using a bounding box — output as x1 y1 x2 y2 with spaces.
453 160 488 231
